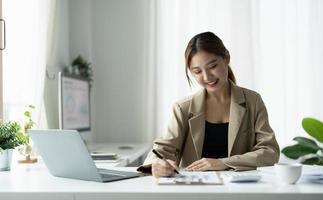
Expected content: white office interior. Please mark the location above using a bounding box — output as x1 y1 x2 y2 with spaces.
1 0 323 199
3 0 323 146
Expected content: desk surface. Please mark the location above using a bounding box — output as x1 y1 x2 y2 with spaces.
0 162 322 200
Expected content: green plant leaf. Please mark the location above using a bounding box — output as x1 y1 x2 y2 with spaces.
282 144 318 159
0 121 26 150
302 118 323 143
293 137 321 151
301 156 322 165
24 111 30 117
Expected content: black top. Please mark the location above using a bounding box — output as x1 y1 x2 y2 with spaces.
201 121 228 159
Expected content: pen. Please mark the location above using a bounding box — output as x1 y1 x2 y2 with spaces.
152 149 179 174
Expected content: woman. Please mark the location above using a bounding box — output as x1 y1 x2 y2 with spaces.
138 32 279 177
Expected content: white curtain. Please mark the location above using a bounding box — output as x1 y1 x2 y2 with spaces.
3 0 55 128
144 0 323 148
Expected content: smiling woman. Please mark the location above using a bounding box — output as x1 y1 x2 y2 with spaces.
139 32 280 177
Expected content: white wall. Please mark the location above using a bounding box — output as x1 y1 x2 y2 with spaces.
69 0 93 143
69 0 149 143
91 0 148 143
44 0 70 130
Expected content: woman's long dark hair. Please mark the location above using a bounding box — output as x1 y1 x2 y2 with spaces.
184 32 236 87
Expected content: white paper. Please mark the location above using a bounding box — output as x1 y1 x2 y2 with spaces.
157 171 223 185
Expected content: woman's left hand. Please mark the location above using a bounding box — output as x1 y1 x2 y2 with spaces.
185 158 228 171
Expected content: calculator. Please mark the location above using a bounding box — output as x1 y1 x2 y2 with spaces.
220 171 262 183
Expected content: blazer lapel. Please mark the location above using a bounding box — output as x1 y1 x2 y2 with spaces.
188 89 206 160
187 82 246 159
228 82 246 156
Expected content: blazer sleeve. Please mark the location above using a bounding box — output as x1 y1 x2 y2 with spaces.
137 102 188 173
221 94 280 171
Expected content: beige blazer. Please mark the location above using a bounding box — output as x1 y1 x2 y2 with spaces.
142 81 280 171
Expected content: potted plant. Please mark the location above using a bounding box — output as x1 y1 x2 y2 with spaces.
282 118 323 165
63 55 93 82
0 121 27 170
72 55 93 80
17 105 38 163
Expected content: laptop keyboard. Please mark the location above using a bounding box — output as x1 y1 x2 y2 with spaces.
100 173 124 179
98 168 126 179
97 168 139 182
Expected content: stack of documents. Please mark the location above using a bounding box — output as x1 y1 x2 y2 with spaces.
157 171 223 185
303 170 323 183
91 151 120 163
298 164 323 183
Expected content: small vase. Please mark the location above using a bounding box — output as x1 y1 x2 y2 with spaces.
17 144 37 164
0 149 13 171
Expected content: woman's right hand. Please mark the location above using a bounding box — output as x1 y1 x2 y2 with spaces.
151 158 177 177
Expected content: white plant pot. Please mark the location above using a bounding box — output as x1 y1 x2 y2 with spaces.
0 149 13 171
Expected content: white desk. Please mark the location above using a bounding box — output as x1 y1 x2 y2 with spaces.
0 163 322 200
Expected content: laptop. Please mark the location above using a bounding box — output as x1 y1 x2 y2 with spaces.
29 129 140 182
